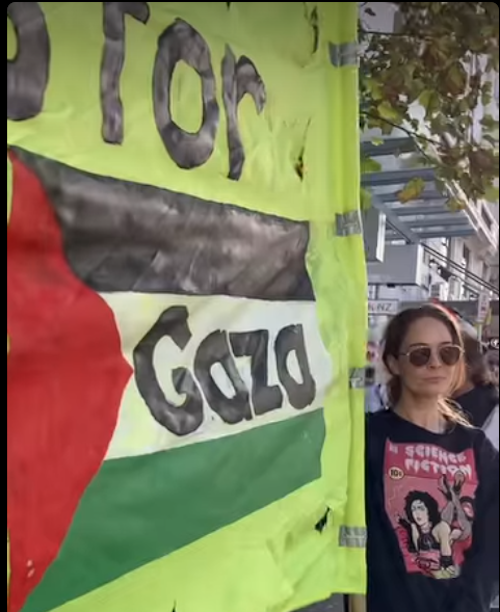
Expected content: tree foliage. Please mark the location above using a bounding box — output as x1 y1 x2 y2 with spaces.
360 2 499 205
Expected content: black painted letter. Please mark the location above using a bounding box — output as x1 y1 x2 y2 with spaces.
101 2 150 144
221 45 266 180
230 330 283 415
275 325 316 410
133 306 204 436
194 331 252 425
153 19 220 169
7 2 50 121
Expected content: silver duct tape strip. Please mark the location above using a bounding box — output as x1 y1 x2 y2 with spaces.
336 210 363 237
339 526 367 549
329 42 359 67
349 367 367 390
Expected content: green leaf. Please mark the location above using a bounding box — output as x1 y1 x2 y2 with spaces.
377 101 402 124
481 82 493 106
483 135 499 148
458 99 471 114
484 186 500 202
371 137 385 147
486 55 500 73
481 115 499 131
361 156 383 174
482 93 493 107
446 198 466 212
360 188 372 210
398 177 426 203
366 79 384 101
419 90 433 109
422 90 441 118
447 63 467 96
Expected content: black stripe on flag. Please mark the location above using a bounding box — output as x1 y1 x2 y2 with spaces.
12 147 315 301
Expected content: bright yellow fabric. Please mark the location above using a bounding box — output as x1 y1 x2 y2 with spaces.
7 3 366 610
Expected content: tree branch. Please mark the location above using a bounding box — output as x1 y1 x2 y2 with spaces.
361 110 444 149
360 29 430 39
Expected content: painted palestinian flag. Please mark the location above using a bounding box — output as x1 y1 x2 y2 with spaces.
7 147 333 612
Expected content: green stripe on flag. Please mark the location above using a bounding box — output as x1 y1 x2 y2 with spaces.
23 410 325 612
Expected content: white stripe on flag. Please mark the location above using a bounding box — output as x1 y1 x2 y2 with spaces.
103 293 334 459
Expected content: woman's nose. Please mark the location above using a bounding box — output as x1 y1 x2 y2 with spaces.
428 350 442 368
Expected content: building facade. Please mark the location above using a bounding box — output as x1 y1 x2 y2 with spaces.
362 2 499 338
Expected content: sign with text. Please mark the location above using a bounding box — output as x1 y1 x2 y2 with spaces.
7 4 363 612
368 300 400 317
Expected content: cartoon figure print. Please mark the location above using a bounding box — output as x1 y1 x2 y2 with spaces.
385 442 477 580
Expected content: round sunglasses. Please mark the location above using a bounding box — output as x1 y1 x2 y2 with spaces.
401 344 464 368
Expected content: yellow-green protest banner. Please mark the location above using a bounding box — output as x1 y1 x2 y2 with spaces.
7 3 366 612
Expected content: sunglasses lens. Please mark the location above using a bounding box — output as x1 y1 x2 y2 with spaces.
440 345 462 366
408 347 432 367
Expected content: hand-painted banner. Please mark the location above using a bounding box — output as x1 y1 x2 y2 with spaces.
7 3 365 612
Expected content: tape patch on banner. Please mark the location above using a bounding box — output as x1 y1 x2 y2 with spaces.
339 526 367 549
336 211 363 237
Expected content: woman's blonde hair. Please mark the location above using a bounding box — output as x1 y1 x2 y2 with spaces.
382 305 470 426
439 399 471 427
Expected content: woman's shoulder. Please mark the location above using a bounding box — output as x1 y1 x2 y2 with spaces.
452 421 499 470
452 420 492 445
366 408 392 430
367 408 391 423
366 409 395 445
367 409 491 447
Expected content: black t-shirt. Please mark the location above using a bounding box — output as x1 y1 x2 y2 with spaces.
366 410 499 612
456 384 499 429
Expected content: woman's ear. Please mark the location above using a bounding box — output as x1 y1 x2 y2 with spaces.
387 355 401 377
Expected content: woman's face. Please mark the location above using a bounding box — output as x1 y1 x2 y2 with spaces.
411 500 430 527
390 317 460 400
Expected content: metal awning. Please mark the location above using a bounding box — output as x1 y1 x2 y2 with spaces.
361 137 477 242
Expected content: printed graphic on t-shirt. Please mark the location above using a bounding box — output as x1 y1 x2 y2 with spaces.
384 440 477 580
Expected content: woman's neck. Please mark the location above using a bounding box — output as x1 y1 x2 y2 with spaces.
395 393 446 434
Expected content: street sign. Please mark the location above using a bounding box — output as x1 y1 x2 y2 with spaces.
368 300 399 317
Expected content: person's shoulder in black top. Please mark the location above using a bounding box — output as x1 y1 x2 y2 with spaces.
455 334 499 428
366 305 499 612
456 383 498 429
367 410 498 612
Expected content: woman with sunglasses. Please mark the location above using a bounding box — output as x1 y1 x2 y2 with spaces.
366 305 499 612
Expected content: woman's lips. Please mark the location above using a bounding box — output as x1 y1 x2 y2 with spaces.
425 376 448 384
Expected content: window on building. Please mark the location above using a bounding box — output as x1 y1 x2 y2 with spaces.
449 278 460 300
481 206 493 228
462 245 471 270
483 264 490 283
441 237 451 257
